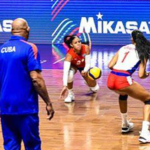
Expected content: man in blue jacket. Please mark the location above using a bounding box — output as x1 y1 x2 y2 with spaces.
0 18 54 150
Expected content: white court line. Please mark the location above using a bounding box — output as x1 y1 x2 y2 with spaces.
53 57 65 64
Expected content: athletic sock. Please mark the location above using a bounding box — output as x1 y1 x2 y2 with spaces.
141 121 150 135
121 113 128 127
68 89 73 94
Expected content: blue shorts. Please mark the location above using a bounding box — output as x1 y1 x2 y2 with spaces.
1 114 41 150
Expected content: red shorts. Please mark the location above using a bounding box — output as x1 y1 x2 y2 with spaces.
107 70 133 90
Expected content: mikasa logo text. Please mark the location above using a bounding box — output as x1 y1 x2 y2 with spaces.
79 12 150 34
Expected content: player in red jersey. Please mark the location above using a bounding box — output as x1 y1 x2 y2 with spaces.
107 30 150 143
60 35 99 103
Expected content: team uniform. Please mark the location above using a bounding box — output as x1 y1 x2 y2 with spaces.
67 44 86 71
107 44 140 90
63 43 99 103
0 35 42 150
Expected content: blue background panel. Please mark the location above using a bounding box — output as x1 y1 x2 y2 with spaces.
0 0 150 45
51 0 150 45
0 0 51 44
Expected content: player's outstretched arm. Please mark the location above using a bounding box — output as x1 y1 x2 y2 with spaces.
60 54 72 99
81 45 91 77
108 51 119 70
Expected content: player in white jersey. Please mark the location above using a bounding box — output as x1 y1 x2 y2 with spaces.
107 30 150 143
113 44 140 74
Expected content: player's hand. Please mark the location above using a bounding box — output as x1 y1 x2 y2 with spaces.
60 86 68 99
141 72 149 79
46 103 54 120
81 71 87 77
145 72 149 78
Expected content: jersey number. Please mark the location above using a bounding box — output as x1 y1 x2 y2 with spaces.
122 51 129 63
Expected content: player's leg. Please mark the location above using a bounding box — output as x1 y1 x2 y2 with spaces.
118 94 134 133
107 74 134 133
20 114 41 150
83 74 99 93
64 67 77 103
1 115 21 150
118 82 150 143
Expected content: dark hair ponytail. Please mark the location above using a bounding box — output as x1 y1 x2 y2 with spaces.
64 35 78 48
132 30 150 62
81 41 90 46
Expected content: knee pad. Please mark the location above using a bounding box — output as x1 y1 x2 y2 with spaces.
68 69 75 83
119 95 128 101
90 83 99 92
144 99 150 105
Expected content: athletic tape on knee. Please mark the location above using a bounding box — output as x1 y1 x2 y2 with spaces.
144 99 150 105
119 95 128 101
68 69 75 83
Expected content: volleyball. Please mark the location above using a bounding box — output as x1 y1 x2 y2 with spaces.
88 67 102 80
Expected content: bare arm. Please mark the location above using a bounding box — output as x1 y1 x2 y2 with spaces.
108 51 119 70
85 45 91 55
65 53 72 62
138 60 149 79
30 71 54 120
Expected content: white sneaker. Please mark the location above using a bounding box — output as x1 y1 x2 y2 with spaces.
139 131 150 143
121 121 134 133
64 93 75 103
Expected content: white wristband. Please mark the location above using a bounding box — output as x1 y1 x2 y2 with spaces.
63 61 71 86
83 54 91 72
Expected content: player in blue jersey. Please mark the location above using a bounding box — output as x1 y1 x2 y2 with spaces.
0 18 54 150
